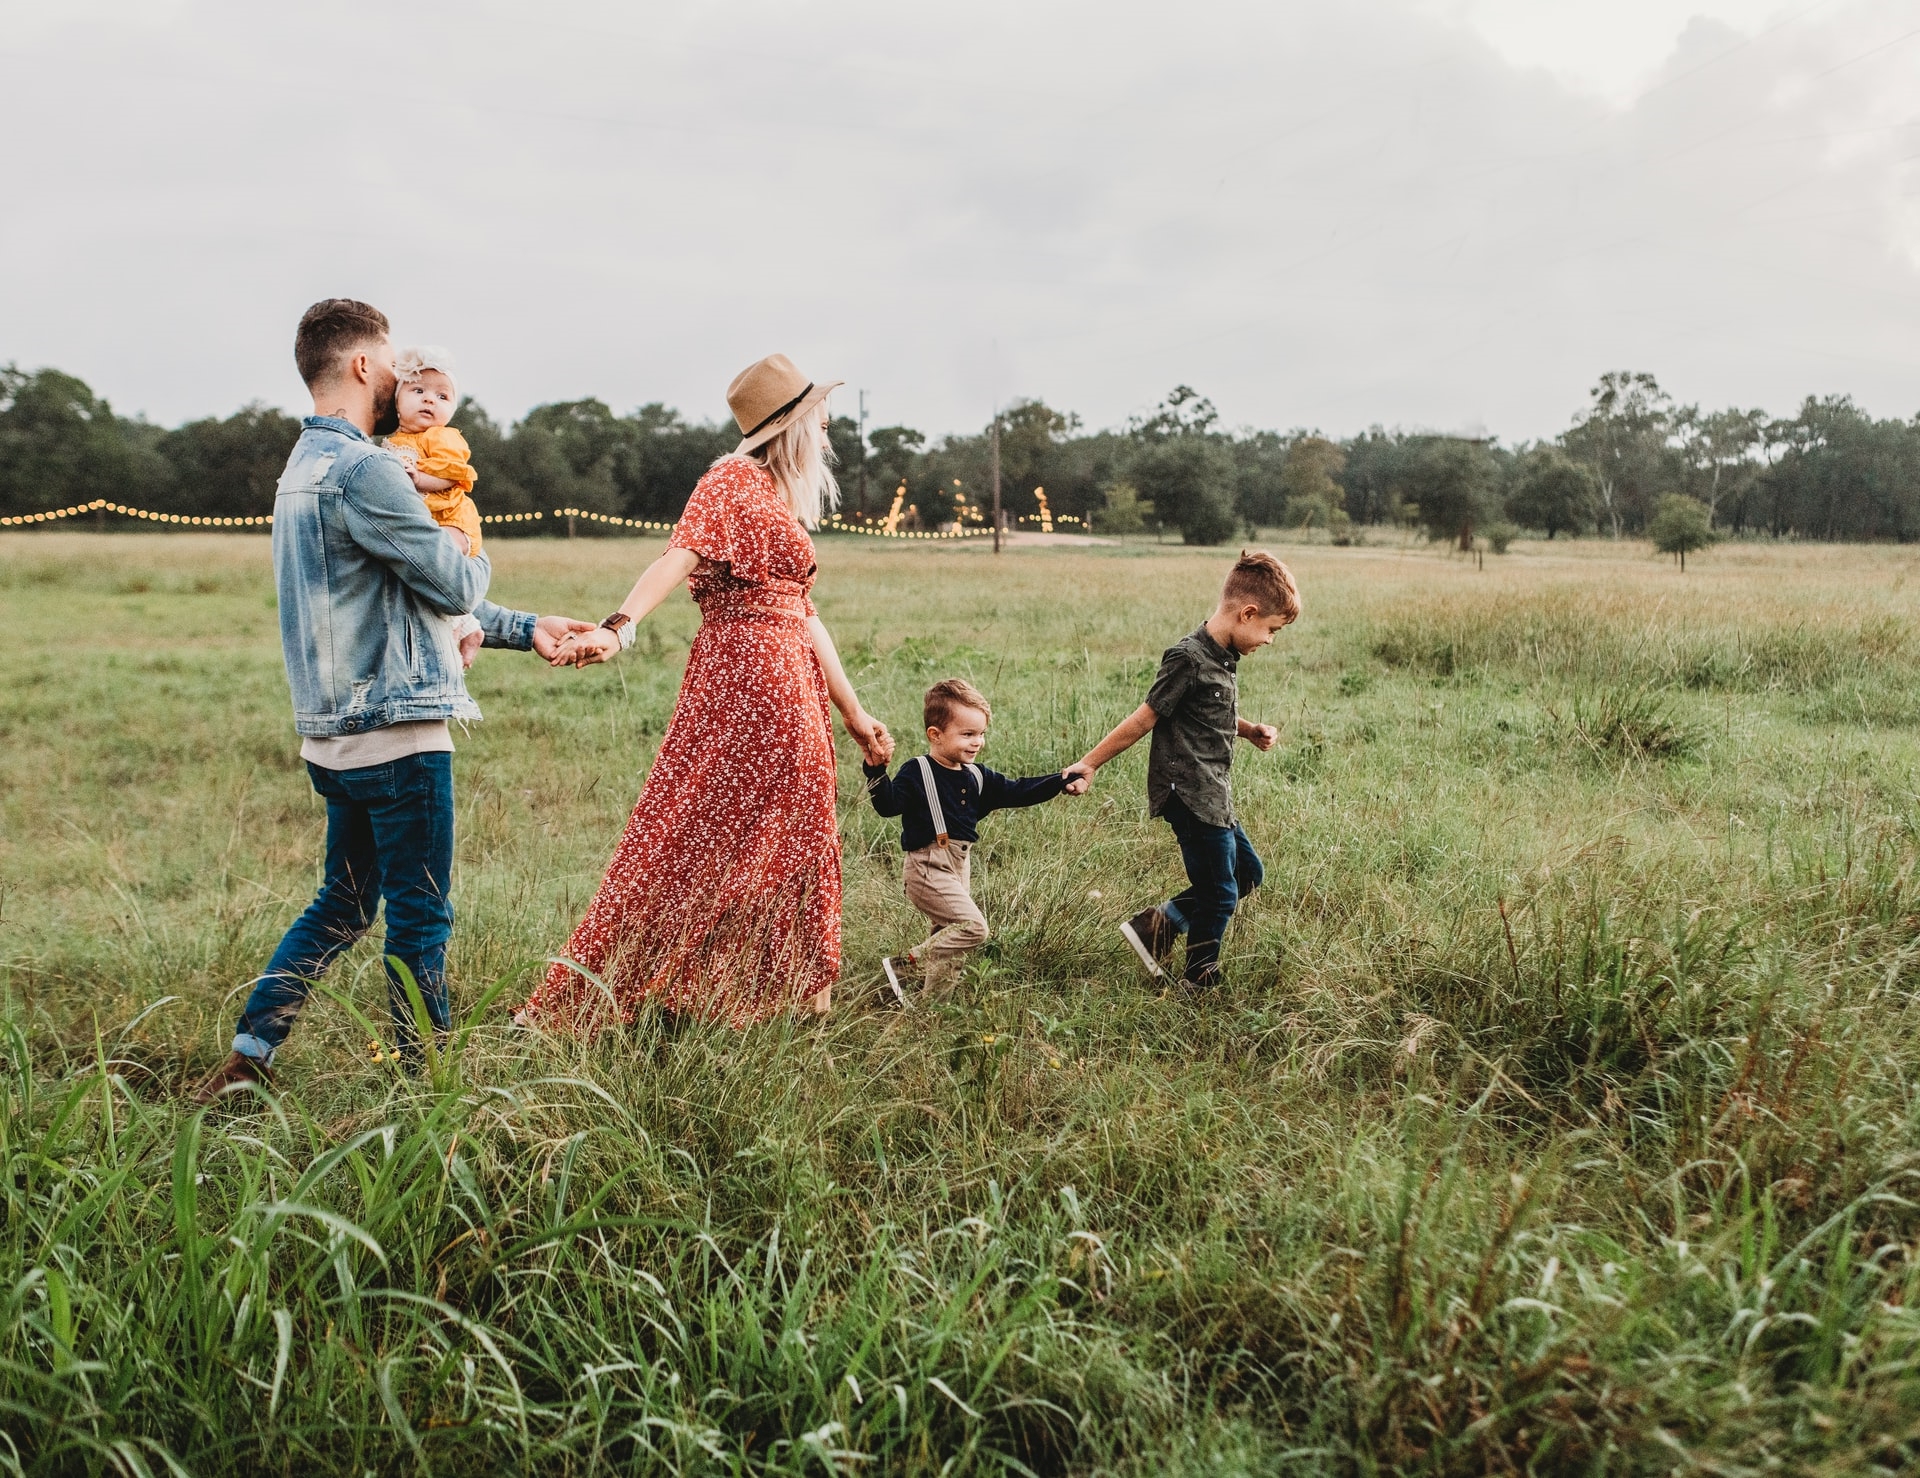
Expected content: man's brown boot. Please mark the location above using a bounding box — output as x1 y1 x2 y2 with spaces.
190 1051 271 1105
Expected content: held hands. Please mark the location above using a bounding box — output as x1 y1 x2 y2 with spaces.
533 615 599 664
550 627 620 668
845 711 893 766
1062 761 1094 795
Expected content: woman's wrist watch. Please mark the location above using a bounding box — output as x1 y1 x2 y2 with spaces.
600 612 636 651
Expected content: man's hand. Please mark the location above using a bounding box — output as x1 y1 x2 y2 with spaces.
1241 722 1279 752
458 626 484 669
1062 760 1095 795
532 615 598 662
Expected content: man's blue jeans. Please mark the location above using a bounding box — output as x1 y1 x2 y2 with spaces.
1158 794 1264 984
233 752 455 1065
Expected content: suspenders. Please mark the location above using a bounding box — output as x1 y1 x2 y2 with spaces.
914 755 981 847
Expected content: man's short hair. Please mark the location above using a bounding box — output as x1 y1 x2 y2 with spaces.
294 299 390 389
1223 550 1302 622
925 678 991 731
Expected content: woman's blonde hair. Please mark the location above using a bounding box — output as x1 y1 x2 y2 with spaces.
720 410 839 527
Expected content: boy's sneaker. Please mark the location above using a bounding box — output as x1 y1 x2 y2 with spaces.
1119 907 1176 979
190 1050 271 1105
881 956 913 1008
1179 964 1223 995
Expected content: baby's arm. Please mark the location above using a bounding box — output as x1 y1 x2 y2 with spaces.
412 470 457 494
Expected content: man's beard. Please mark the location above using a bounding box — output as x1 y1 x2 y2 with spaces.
371 377 400 436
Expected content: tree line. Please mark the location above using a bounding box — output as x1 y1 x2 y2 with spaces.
4 361 1918 543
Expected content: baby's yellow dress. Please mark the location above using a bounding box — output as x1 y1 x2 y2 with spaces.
387 425 481 552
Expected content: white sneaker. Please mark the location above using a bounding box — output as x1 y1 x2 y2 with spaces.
1119 908 1172 979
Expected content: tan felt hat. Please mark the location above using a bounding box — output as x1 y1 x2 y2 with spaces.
728 353 843 453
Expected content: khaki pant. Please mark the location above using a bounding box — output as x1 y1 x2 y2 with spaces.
903 841 989 990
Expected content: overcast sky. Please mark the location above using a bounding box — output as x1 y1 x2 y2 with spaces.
3 0 1918 441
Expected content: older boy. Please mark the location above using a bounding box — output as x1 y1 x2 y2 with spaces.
1066 551 1300 991
866 678 1076 1001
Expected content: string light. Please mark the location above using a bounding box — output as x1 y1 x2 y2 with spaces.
1 497 1042 538
0 498 274 528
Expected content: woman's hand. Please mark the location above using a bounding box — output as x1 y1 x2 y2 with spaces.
845 710 893 765
553 627 620 668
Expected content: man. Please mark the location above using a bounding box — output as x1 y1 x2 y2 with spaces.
193 299 594 1100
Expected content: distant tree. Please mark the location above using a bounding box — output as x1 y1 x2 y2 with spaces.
863 425 924 516
1673 405 1767 528
613 403 734 523
826 414 866 511
488 398 623 526
1279 436 1347 530
996 399 1091 521
153 403 302 519
1647 493 1715 569
1131 435 1238 544
1749 396 1920 540
1562 371 1676 538
1399 437 1499 549
1129 385 1218 442
0 365 161 518
1505 446 1596 538
1228 429 1290 526
1336 427 1413 526
1094 478 1150 534
1123 386 1236 543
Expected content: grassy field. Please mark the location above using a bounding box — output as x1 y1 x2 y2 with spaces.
5 529 1920 1475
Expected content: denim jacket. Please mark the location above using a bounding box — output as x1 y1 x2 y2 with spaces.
273 416 534 736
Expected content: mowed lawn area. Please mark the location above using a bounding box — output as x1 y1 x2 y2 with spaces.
4 530 1920 1475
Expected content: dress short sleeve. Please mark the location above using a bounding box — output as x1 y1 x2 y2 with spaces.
670 459 783 586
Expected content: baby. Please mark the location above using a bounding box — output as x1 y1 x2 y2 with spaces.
387 346 483 660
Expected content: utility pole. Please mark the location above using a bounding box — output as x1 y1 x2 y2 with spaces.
856 388 868 516
990 408 1002 555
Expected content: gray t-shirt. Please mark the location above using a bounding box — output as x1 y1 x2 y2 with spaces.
1144 625 1239 827
300 719 453 771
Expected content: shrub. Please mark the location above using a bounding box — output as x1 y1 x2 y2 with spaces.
1649 493 1716 569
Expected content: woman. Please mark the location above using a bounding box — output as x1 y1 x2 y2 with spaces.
519 354 892 1028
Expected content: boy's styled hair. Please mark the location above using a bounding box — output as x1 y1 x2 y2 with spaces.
395 345 458 400
1222 550 1302 622
925 678 991 731
294 299 390 389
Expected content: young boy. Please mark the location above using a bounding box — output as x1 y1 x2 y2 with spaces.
866 678 1081 1003
386 346 484 660
1065 550 1300 991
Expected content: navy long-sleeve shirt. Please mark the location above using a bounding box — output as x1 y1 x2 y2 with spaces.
864 756 1066 852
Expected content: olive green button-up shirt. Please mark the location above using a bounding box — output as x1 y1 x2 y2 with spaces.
1144 624 1239 827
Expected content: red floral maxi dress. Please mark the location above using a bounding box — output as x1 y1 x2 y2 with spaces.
524 458 841 1028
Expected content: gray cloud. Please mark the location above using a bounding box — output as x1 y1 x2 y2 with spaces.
2 0 1917 440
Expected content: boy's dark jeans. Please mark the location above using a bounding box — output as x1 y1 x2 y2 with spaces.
233 752 455 1065
1158 794 1264 983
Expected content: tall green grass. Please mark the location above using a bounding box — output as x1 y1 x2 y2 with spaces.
5 532 1920 1472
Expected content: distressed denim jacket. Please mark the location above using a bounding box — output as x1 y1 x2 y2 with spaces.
274 416 534 736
